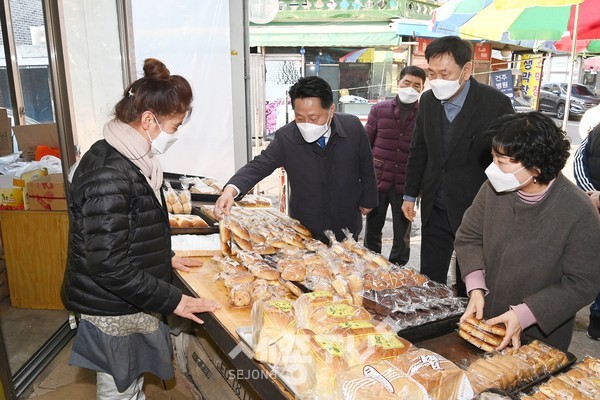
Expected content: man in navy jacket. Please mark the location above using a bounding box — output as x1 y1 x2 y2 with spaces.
214 76 378 243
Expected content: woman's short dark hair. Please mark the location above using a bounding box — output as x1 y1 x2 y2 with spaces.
486 111 570 184
289 76 333 110
114 58 193 123
425 36 473 67
399 65 426 83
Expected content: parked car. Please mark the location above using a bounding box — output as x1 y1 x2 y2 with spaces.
538 83 600 119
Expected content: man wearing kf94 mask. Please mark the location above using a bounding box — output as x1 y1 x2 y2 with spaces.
214 76 378 243
401 36 514 295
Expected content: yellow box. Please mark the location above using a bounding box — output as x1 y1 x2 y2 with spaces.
0 169 48 211
0 176 24 210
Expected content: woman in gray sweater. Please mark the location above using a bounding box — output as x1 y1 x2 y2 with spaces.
456 112 600 351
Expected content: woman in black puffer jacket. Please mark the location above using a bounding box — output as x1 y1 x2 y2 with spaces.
61 58 220 399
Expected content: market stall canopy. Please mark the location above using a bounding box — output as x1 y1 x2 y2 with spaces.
338 48 395 63
393 19 444 37
249 23 401 47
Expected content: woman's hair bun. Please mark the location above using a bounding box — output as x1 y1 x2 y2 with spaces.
143 58 170 81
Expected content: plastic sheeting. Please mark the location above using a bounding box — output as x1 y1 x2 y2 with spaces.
132 0 236 183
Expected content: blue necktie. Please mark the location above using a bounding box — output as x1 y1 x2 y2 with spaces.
317 136 326 149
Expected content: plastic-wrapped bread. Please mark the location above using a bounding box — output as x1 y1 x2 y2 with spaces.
251 299 296 365
389 348 473 400
246 261 280 281
333 360 429 400
458 326 500 352
251 279 272 302
229 282 252 307
217 256 247 273
295 329 350 398
353 333 413 364
279 259 307 282
306 302 372 334
294 291 335 329
539 376 589 399
218 270 255 289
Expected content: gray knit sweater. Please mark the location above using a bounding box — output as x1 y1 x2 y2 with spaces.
455 174 600 350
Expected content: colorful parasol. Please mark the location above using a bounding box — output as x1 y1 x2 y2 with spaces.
430 0 493 36
338 48 393 63
555 36 600 53
459 0 600 42
339 48 375 63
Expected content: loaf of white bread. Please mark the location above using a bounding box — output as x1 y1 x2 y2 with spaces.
251 299 296 366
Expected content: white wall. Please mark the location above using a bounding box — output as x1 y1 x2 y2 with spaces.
131 0 238 183
61 0 124 157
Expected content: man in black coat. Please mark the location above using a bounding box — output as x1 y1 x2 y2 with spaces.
401 36 514 292
214 76 378 242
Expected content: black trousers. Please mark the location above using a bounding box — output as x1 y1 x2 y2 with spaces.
364 188 411 265
420 205 467 296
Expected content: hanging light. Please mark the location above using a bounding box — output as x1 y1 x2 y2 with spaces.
500 45 512 59
249 0 279 24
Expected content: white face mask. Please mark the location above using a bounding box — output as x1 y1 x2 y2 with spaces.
397 86 421 104
428 63 468 100
148 114 179 155
485 162 533 192
296 108 332 143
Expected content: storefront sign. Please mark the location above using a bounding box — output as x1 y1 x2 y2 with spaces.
415 38 434 56
490 70 514 100
519 53 544 110
474 43 492 61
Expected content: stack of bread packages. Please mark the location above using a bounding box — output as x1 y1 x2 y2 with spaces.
235 193 273 207
519 355 599 399
164 180 208 228
218 207 311 256
251 290 474 400
457 318 574 395
215 251 300 308
180 175 223 196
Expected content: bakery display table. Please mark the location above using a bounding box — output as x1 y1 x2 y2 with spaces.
0 210 69 309
175 258 294 400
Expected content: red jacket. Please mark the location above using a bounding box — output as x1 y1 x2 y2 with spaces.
365 96 418 193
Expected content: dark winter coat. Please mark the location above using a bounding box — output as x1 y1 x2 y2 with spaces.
403 77 514 232
365 96 418 193
227 112 378 241
61 140 181 316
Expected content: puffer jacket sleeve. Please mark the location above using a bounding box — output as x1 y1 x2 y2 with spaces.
80 168 181 315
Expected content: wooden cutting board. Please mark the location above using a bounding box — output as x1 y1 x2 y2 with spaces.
176 257 252 336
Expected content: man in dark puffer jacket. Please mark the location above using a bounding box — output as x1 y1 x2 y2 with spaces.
364 65 426 265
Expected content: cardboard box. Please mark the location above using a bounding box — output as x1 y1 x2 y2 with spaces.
187 329 259 400
12 123 59 161
0 175 25 210
0 108 13 156
26 173 67 211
